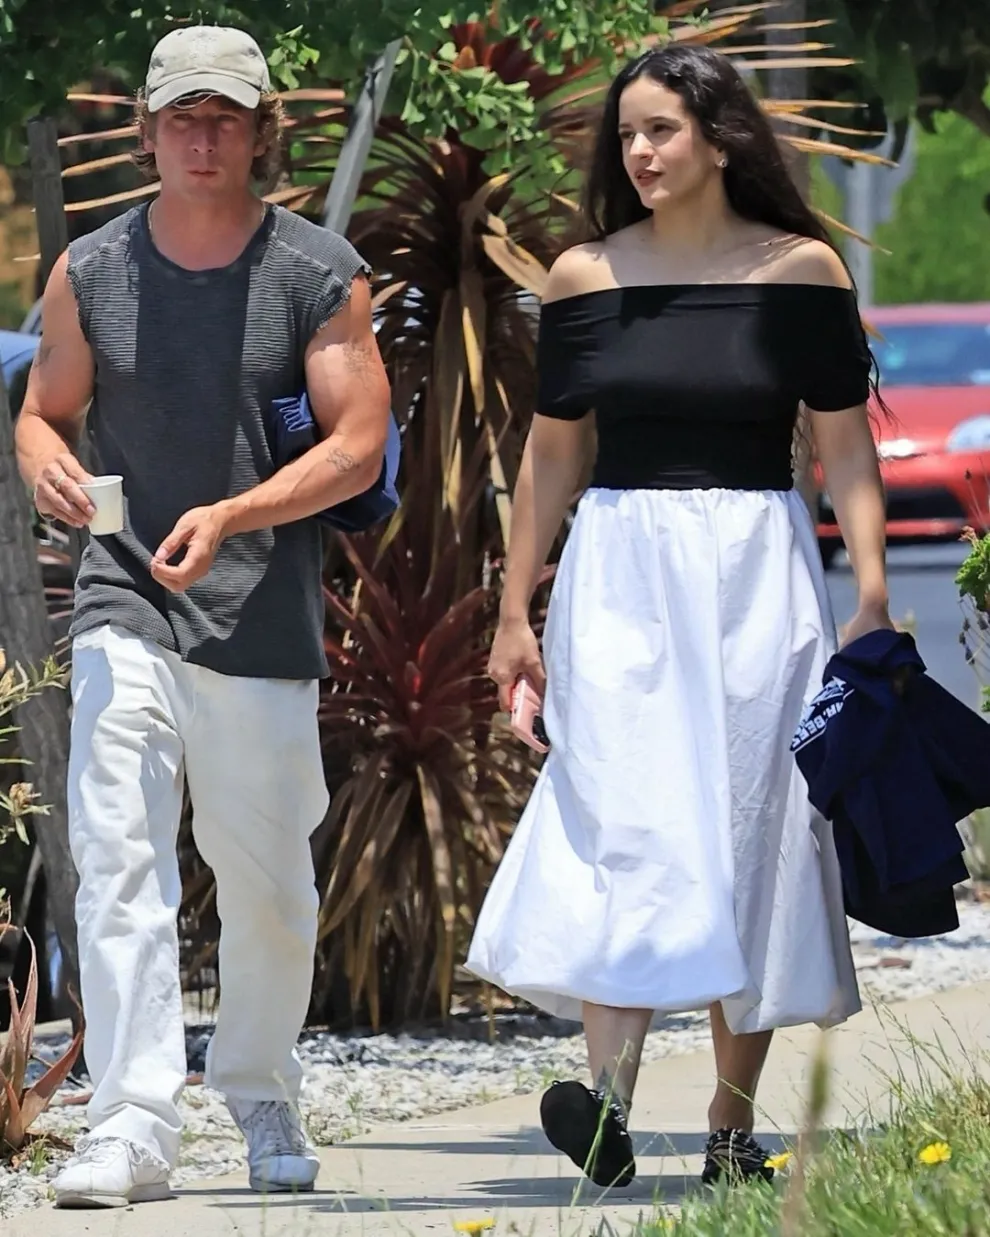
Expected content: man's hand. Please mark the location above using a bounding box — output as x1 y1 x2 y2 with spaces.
33 452 96 528
150 505 228 593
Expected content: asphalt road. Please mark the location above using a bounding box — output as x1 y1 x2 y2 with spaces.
826 542 982 710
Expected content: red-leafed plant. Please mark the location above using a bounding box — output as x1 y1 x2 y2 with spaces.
312 431 549 1028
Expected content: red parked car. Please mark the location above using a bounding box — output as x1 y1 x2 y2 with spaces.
817 302 990 567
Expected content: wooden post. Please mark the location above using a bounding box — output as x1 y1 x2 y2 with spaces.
26 117 68 287
26 116 93 575
322 40 401 234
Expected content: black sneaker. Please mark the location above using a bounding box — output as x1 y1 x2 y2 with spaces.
701 1127 775 1186
539 1080 636 1188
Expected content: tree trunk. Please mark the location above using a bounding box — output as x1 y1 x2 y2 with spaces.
0 371 81 1027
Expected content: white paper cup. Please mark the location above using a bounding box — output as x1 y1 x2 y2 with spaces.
79 475 124 535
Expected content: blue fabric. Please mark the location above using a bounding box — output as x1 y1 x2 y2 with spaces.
269 392 401 533
791 629 990 938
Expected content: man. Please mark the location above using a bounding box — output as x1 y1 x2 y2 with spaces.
15 24 391 1208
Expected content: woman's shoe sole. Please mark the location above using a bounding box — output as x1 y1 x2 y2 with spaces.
540 1081 635 1188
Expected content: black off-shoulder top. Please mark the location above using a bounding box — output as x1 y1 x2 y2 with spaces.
536 283 872 492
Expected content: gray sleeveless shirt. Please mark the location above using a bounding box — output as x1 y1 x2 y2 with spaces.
66 203 370 680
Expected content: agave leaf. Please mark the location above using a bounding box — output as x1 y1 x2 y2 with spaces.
485 416 513 548
62 152 134 178
781 135 896 165
371 280 407 310
0 985 18 1085
64 183 158 213
66 92 134 105
432 288 467 516
763 99 869 111
337 546 405 634
265 184 321 210
319 753 389 916
279 88 346 102
416 763 456 1011
699 2 777 16
460 269 487 417
762 19 837 32
743 56 858 70
18 1030 84 1132
417 764 456 936
320 780 412 937
350 878 383 1027
372 501 408 563
2 1072 25 1150
57 124 138 147
816 208 892 254
766 112 885 138
480 232 548 298
5 933 38 1096
730 42 832 54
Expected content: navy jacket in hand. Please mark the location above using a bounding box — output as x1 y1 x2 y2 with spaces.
268 392 401 533
791 629 990 939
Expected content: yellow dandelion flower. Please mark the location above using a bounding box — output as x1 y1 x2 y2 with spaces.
764 1150 794 1171
918 1141 952 1165
453 1221 494 1234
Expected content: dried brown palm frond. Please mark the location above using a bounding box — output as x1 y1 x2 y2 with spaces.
312 429 549 1028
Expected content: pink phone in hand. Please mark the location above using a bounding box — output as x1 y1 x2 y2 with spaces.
510 678 550 754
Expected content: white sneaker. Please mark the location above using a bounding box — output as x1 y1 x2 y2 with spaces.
226 1098 320 1193
53 1136 172 1208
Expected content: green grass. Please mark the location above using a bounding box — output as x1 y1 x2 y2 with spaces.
637 1052 990 1236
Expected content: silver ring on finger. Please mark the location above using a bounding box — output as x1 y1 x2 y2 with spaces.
52 473 66 492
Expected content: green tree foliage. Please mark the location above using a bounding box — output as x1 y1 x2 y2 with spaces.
872 110 990 304
817 1 990 143
0 0 662 163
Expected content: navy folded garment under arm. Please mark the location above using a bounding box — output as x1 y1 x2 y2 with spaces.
270 392 401 533
792 629 990 938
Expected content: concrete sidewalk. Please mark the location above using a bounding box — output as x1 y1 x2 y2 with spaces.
11 982 990 1237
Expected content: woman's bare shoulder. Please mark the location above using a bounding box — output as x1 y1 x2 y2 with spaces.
542 243 612 304
760 235 853 289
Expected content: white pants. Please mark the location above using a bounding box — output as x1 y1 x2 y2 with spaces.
67 624 330 1168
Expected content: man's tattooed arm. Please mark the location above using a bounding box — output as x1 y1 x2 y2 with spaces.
328 445 357 473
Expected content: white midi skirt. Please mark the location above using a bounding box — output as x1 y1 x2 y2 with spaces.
466 487 861 1035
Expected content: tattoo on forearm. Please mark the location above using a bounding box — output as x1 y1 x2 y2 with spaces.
34 343 55 369
328 445 357 474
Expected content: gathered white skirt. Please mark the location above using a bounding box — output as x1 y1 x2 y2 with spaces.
466 486 861 1035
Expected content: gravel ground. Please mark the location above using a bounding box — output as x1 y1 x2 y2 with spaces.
4 896 990 1215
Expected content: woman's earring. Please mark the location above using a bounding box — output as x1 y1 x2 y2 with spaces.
718 157 728 169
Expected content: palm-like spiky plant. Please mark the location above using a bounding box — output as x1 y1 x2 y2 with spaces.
313 433 550 1027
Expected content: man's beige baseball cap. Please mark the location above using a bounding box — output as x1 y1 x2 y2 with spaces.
146 25 271 113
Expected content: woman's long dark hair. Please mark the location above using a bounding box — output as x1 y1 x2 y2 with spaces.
583 43 887 415
584 43 829 246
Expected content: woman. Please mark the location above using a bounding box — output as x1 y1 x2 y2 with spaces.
465 44 891 1190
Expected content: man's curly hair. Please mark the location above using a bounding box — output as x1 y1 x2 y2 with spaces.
132 89 285 189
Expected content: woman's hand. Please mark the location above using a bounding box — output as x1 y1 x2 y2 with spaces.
488 617 546 712
839 599 895 648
